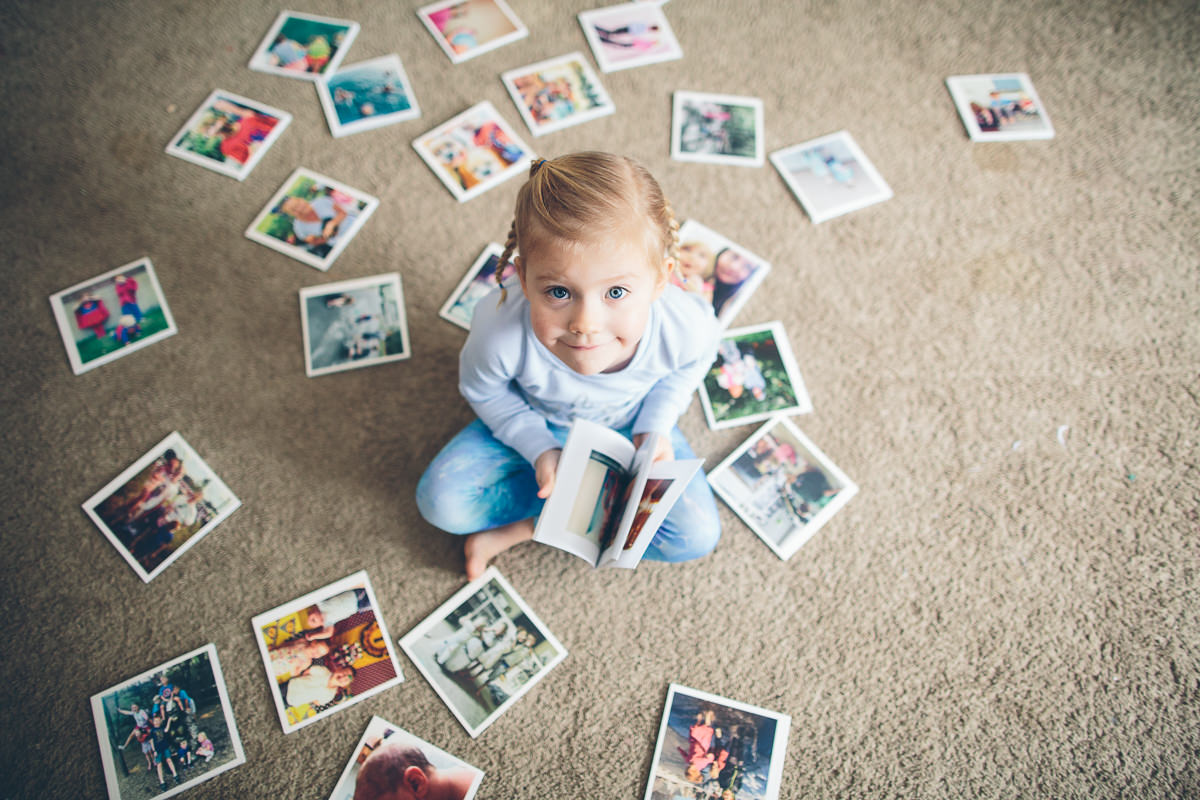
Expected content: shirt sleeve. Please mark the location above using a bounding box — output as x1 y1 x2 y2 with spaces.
632 291 720 436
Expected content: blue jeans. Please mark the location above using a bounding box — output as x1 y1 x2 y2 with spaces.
416 419 721 563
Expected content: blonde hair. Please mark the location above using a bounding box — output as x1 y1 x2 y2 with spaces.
497 152 679 302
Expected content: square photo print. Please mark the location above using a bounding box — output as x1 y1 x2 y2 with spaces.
417 0 527 64
700 321 812 431
249 10 359 81
501 52 615 137
413 101 534 202
438 243 516 330
578 1 682 73
50 257 178 375
946 72 1054 142
83 432 241 583
252 571 403 734
91 643 245 800
645 683 791 800
671 91 764 167
165 90 292 180
400 566 567 738
670 220 771 328
770 130 893 224
327 715 484 800
317 54 421 138
709 417 858 561
300 272 411 377
245 168 379 271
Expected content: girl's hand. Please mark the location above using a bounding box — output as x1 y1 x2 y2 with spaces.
633 432 674 463
535 449 562 498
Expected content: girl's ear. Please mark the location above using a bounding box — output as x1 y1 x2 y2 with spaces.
653 258 673 298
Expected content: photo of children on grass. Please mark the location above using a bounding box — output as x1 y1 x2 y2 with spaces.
316 54 421 138
249 10 358 80
670 220 771 328
418 0 527 64
672 91 764 166
300 273 411 377
699 322 812 430
327 716 483 800
400 567 566 738
165 90 291 180
578 1 682 72
502 53 614 136
770 130 893 223
83 432 241 583
946 73 1054 142
413 101 533 202
91 644 245 800
50 258 177 375
439 243 517 330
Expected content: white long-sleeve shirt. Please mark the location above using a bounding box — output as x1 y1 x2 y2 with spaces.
459 283 720 465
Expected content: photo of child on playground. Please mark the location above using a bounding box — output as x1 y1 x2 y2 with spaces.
301 274 411 377
328 716 483 800
167 91 289 179
250 11 356 78
700 322 811 430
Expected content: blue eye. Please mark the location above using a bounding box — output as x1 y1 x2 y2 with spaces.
546 286 570 300
606 287 628 300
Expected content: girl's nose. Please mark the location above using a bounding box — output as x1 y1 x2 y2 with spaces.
570 298 602 334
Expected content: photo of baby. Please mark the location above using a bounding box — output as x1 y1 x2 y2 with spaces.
249 10 359 80
669 220 771 328
300 273 411 377
166 90 292 180
327 716 483 800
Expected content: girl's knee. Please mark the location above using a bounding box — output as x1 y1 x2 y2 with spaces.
415 470 475 535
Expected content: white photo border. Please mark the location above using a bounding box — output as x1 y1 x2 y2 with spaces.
416 0 528 64
299 272 412 377
248 10 360 82
671 90 765 167
501 52 615 137
165 89 293 180
769 129 894 224
675 219 772 329
945 72 1055 142
412 101 534 203
699 320 813 431
578 2 683 73
316 54 421 138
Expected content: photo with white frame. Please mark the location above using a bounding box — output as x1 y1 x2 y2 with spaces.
699 320 813 431
248 10 359 81
770 130 893 224
299 272 411 377
165 89 292 180
671 90 764 167
316 54 421 138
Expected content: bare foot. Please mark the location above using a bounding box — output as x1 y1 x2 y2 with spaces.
464 519 535 580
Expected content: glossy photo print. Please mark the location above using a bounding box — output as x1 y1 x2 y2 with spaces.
165 90 292 180
770 130 893 223
669 220 771 328
578 1 682 72
699 321 812 430
671 91 764 167
417 0 527 64
946 73 1054 142
501 52 615 136
316 54 421 138
438 243 516 330
249 10 359 81
413 101 533 202
299 273 411 377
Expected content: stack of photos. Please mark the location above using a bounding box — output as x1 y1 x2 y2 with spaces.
671 91 765 167
417 0 527 64
252 571 404 734
316 54 421 138
945 72 1054 141
91 644 245 800
439 243 517 330
501 53 615 136
299 273 412 377
769 130 893 224
400 567 567 738
578 1 683 73
413 101 534 202
165 90 292 180
327 716 483 800
670 220 771 328
699 322 812 430
709 417 858 561
50 257 178 375
83 432 241 583
249 10 358 81
245 168 379 271
645 684 791 800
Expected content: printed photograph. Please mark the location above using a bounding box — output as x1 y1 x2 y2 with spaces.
245 168 379 271
770 130 894 224
501 52 614 137
565 450 626 551
300 273 411 377
91 643 245 800
672 91 765 167
165 90 291 180
249 10 358 80
578 2 683 73
439 243 516 330
50 257 178 375
327 716 483 800
400 567 567 738
670 220 771 328
645 684 791 800
417 0 527 64
413 101 534 202
699 322 812 430
83 432 241 583
317 54 420 138
252 571 403 734
946 73 1054 142
709 417 858 561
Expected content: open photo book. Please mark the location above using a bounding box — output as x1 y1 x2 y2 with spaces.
533 419 702 569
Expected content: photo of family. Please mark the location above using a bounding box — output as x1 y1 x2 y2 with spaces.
245 168 379 270
671 91 764 167
670 220 771 328
400 567 566 738
699 322 812 430
249 10 358 80
770 130 894 224
946 72 1055 141
91 644 245 800
300 273 411 377
501 52 615 136
709 417 858 561
645 684 791 800
165 90 292 180
252 571 403 734
327 716 483 800
413 101 534 202
83 432 241 583
417 0 527 64
439 243 517 330
578 1 683 72
316 54 421 138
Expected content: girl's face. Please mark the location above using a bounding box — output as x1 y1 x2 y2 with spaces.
518 233 666 376
714 250 753 284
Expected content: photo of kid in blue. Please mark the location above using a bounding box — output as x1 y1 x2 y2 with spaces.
317 54 421 138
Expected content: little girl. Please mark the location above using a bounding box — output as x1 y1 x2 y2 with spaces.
417 152 722 578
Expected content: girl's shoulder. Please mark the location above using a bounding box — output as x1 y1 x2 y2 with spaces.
656 284 719 332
